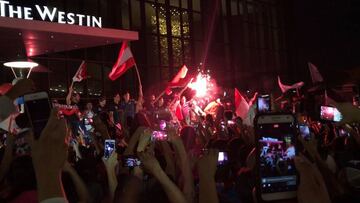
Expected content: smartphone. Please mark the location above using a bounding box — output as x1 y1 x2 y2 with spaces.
218 151 228 165
320 106 342 122
104 139 116 159
338 128 350 137
24 92 52 139
151 131 167 141
227 120 235 125
122 155 141 168
255 114 297 201
257 95 271 113
159 120 167 131
299 124 311 141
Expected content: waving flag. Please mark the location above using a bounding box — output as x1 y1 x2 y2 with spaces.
308 62 324 83
277 76 304 93
235 88 249 119
72 61 87 82
165 65 189 95
109 41 136 81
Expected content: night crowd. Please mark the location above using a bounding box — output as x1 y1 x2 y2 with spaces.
0 78 360 203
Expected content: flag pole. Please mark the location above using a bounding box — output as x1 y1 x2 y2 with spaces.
134 64 143 96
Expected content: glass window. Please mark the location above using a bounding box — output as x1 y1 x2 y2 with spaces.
170 0 179 7
231 0 237 15
87 63 103 97
122 0 130 29
172 38 183 66
193 0 201 11
160 36 169 65
48 60 67 99
171 9 182 37
29 58 49 92
194 41 203 63
147 35 160 65
145 3 157 34
183 39 192 64
181 0 188 8
193 13 202 40
222 0 227 16
182 11 190 38
131 0 141 29
158 8 168 35
239 2 245 15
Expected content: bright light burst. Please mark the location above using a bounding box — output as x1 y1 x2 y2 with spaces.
188 70 212 98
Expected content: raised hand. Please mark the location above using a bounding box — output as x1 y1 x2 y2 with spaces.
31 109 68 176
29 108 68 201
102 151 118 171
136 128 153 152
197 149 219 203
298 133 320 160
138 150 162 175
197 149 218 179
295 155 331 203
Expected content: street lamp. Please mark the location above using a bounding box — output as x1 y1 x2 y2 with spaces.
3 60 38 79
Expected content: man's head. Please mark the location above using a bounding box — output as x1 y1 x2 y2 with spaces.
86 102 93 110
114 93 121 103
158 97 164 107
99 97 106 107
180 96 186 105
71 93 80 104
150 94 156 102
123 92 130 103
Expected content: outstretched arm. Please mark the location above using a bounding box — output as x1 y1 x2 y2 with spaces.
66 83 74 105
139 151 187 203
168 128 195 203
62 161 91 203
198 149 219 203
102 152 118 202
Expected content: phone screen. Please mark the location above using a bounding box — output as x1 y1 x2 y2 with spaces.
104 139 115 159
257 122 297 194
299 124 311 141
25 97 51 139
151 131 167 141
320 106 342 122
218 151 228 165
123 156 141 167
159 120 167 131
257 95 271 113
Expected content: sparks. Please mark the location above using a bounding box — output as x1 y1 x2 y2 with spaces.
188 71 210 97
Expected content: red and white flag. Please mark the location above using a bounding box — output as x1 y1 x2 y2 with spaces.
109 41 136 81
72 61 87 82
235 88 249 119
277 76 304 93
308 62 324 83
165 65 189 95
169 65 188 85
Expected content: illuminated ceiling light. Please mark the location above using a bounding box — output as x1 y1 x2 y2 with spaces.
4 61 38 69
4 60 39 78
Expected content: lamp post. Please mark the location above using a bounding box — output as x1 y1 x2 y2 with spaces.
3 60 38 79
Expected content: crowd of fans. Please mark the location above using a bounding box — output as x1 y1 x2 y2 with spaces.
0 78 360 203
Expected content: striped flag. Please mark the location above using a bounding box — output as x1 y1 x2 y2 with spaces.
108 41 136 81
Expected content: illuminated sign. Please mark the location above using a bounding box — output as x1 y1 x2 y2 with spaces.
0 0 102 28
